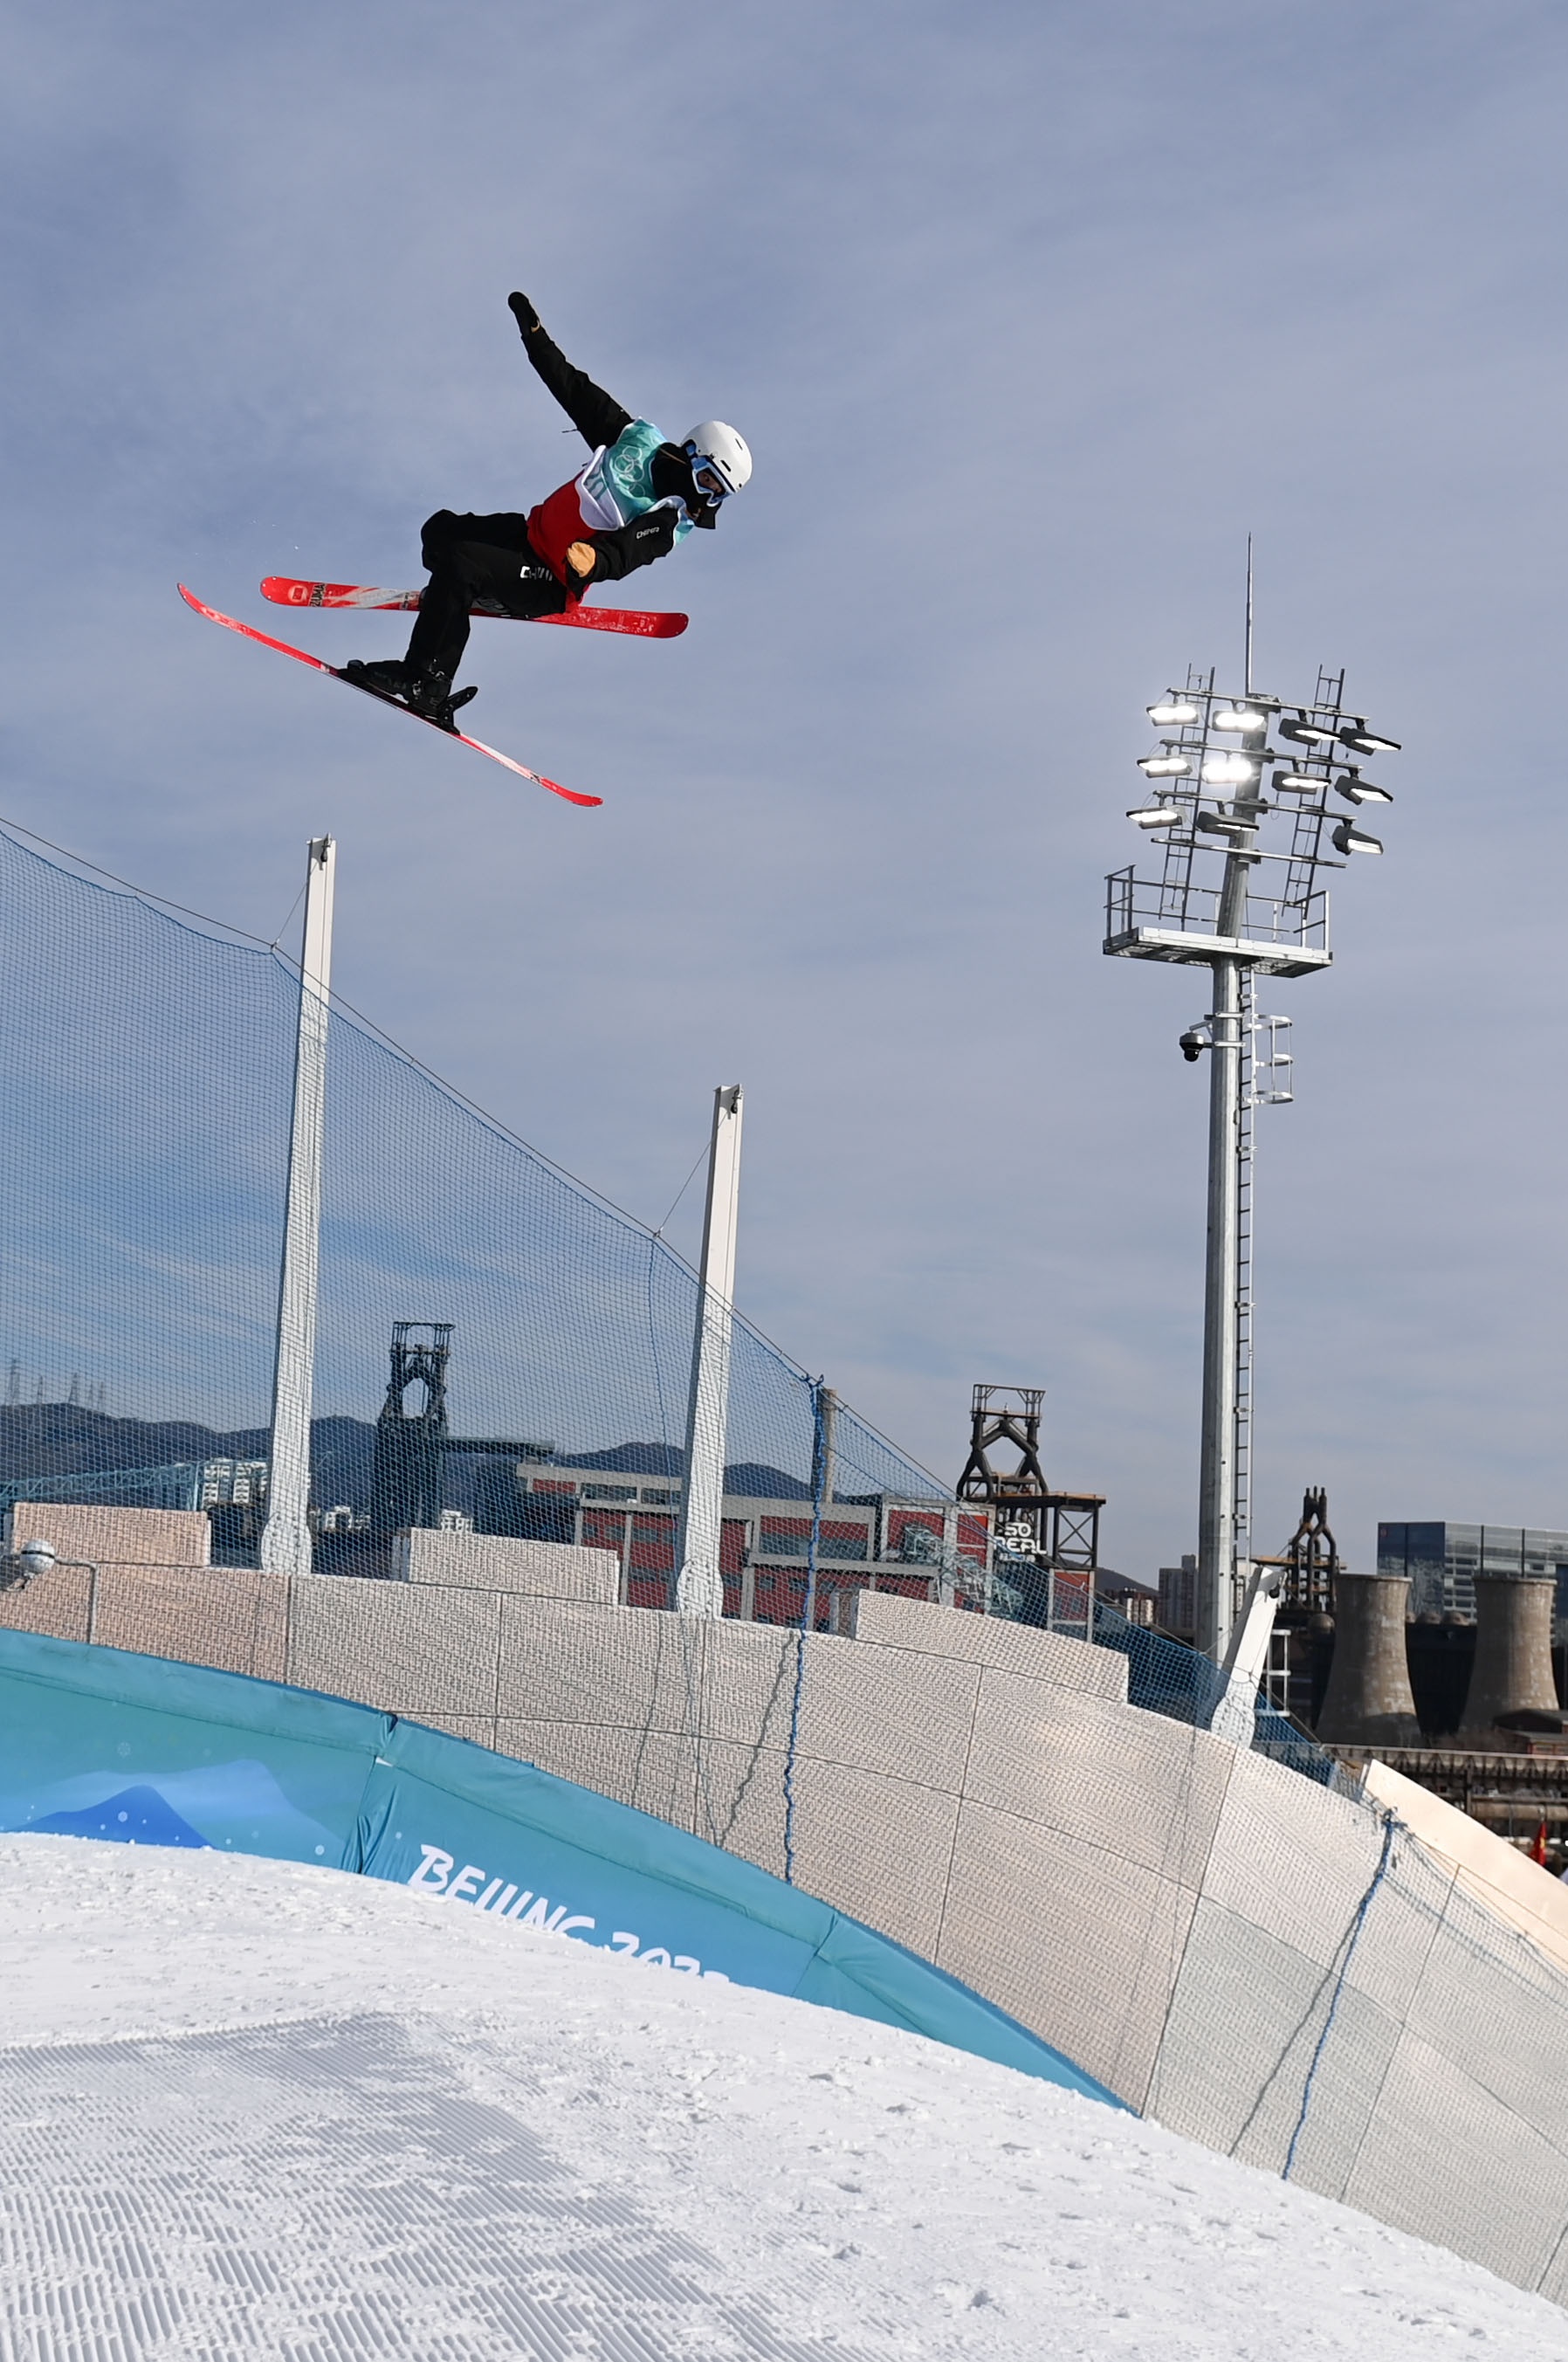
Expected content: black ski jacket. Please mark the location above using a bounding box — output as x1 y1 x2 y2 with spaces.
518 309 707 583
520 319 633 451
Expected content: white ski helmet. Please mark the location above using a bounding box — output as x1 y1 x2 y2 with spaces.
682 420 752 499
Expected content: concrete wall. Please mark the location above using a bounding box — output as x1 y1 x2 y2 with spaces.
0 1554 288 1681
4 1512 1566 2299
0 1506 285 1680
5 1503 211 1566
395 1527 621 1602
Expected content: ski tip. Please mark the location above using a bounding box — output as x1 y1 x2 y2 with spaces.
179 582 232 628
459 733 603 806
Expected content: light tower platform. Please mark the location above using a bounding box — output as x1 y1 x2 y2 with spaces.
1104 869 1332 977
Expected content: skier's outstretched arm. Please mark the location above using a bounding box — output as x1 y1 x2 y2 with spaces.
508 293 632 450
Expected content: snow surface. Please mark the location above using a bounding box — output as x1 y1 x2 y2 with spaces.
0 1835 1560 2360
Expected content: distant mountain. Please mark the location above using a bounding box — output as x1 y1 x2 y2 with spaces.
0 1403 376 1510
0 1401 267 1486
551 1443 811 1498
721 1463 814 1502
556 1441 683 1477
0 1404 816 1513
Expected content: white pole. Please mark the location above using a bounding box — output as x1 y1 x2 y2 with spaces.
1197 830 1256 1668
1196 950 1241 1663
1210 1563 1282 1746
672 1085 743 1617
259 837 336 1578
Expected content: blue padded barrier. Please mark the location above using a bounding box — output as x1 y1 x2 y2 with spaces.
0 1629 1121 2108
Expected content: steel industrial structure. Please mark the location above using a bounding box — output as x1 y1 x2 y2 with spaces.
370 1322 551 1539
1104 589 1399 1665
955 1384 1102 1574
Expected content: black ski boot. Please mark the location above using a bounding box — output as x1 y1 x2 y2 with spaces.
405 671 477 733
341 658 410 702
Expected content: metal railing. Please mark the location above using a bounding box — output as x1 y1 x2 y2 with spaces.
1105 868 1328 957
0 1461 218 1516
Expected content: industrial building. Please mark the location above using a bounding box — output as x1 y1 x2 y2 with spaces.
471 1454 993 1622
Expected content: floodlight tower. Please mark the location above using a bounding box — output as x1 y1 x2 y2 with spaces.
1104 585 1399 1665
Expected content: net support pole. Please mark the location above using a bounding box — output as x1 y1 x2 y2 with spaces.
260 836 336 1578
803 1384 836 1631
672 1085 743 1617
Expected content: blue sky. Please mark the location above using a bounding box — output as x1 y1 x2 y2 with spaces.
3 0 1566 1575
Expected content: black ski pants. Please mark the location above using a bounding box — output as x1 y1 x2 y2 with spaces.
402 510 567 682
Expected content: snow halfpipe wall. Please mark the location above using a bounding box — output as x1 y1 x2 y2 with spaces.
3 1526 1568 2301
0 1625 1112 2104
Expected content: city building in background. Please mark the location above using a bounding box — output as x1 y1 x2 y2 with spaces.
1094 1570 1159 1627
1157 1554 1198 1644
1379 1522 1568 1626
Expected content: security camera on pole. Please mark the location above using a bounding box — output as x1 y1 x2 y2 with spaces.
1104 559 1399 1668
0 1537 101 1642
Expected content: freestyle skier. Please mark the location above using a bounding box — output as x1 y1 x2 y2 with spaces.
345 292 753 730
179 289 745 801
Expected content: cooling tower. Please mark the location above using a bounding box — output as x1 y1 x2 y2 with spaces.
1459 1575 1560 1739
1315 1570 1423 1749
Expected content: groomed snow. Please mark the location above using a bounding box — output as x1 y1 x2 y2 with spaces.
0 1835 1561 2359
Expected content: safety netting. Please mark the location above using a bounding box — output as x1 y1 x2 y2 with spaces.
0 822 946 1603
0 815 1346 1796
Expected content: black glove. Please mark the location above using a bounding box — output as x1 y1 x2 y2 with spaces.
508 291 541 337
587 506 680 582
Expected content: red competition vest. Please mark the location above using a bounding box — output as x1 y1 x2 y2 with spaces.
526 477 593 600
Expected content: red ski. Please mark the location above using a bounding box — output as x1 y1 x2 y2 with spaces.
259 576 687 638
179 587 602 808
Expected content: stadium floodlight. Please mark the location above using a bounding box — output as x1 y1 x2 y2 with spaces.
1107 611 1402 1676
1334 771 1393 806
1201 752 1259 786
1212 706 1269 733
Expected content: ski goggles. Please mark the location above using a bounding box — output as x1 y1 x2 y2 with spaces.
685 450 732 504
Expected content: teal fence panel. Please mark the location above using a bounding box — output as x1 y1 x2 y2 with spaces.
0 1630 1120 2107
